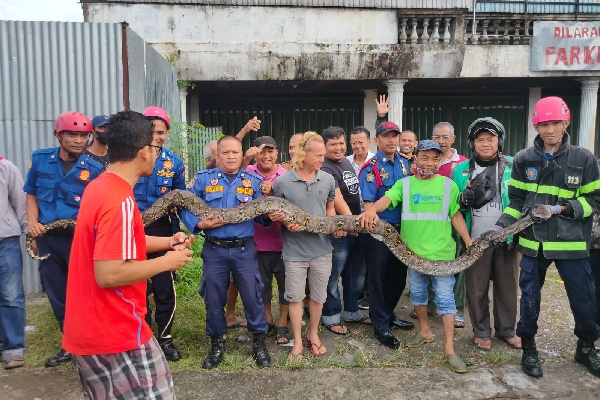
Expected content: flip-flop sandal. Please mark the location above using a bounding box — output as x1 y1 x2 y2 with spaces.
496 335 522 349
322 322 348 335
447 354 468 373
346 315 372 325
4 359 25 370
405 332 435 348
304 337 326 357
287 348 304 362
226 319 248 329
275 326 294 347
473 337 492 351
454 315 465 329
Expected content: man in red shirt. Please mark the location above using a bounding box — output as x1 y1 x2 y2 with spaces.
63 110 194 399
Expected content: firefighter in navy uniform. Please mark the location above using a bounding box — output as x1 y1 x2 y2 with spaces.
181 136 272 370
24 111 104 367
493 97 600 379
134 106 186 361
358 121 414 350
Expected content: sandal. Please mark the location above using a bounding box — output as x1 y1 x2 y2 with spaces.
454 315 465 329
288 348 304 362
322 322 348 335
304 337 326 356
410 309 439 319
275 326 293 346
4 359 25 370
346 315 372 325
473 337 492 351
405 332 435 348
496 335 522 349
447 354 468 373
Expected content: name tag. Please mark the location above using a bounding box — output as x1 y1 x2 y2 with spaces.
236 187 254 195
206 185 224 193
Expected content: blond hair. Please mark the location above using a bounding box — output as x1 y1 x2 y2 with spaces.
292 131 324 170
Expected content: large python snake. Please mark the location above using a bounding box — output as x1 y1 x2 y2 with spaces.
27 189 557 276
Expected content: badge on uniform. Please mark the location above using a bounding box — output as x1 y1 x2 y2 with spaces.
526 167 538 181
242 179 252 188
161 186 168 194
243 195 249 202
206 185 224 193
236 187 254 195
163 159 173 170
74 195 81 202
210 179 219 185
366 170 375 182
163 178 169 184
79 170 90 181
379 167 389 181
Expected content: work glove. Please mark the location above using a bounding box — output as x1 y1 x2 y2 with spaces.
481 224 504 247
459 187 475 208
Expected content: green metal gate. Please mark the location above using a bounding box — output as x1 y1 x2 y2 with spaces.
403 95 529 158
198 95 364 161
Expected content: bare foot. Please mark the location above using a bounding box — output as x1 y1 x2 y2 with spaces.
473 337 492 351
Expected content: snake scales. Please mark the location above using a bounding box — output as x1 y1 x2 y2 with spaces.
27 189 555 276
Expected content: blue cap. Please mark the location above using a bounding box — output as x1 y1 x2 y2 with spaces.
92 115 110 128
415 139 442 154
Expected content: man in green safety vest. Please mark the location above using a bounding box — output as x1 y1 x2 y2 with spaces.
358 140 474 373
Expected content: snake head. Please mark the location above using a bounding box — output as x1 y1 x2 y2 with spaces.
530 205 553 222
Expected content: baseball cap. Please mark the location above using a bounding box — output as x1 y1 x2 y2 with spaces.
143 106 171 129
415 139 442 154
376 121 401 136
253 136 277 149
92 115 110 128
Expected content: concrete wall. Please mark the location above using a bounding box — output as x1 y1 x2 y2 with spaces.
85 4 599 82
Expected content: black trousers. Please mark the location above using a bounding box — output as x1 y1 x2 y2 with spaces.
145 218 176 339
590 249 600 325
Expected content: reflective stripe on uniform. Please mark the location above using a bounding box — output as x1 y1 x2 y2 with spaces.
504 206 522 220
542 241 588 251
579 197 593 217
509 178 577 199
401 177 451 222
519 236 540 251
579 180 600 194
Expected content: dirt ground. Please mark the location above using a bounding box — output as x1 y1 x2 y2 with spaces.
2 267 600 399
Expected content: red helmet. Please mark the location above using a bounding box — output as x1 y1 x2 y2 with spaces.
144 106 170 129
532 96 570 124
54 111 93 134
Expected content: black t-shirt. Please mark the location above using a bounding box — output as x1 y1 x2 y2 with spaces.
321 157 361 215
84 149 109 168
59 158 77 175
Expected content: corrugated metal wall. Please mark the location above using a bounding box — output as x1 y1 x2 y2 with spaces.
1 21 181 293
127 27 181 120
0 20 125 293
81 0 473 9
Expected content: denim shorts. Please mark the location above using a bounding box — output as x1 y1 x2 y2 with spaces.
407 268 456 316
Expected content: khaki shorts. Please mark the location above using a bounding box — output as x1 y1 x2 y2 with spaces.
283 252 332 304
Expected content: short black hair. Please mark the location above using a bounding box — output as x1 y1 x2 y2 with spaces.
216 135 242 151
321 126 345 144
106 110 154 163
350 126 370 138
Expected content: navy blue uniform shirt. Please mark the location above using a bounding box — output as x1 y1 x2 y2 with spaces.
23 147 104 224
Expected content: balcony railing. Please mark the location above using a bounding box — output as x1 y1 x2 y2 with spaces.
466 18 534 45
398 16 458 45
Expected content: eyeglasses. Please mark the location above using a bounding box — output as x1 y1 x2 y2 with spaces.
147 144 163 156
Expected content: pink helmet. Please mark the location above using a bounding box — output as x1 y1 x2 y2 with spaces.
54 111 93 134
532 96 570 124
144 106 170 129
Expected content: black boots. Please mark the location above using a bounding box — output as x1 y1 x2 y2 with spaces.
159 336 182 362
575 339 600 378
202 335 226 369
521 336 543 378
45 349 71 368
252 333 272 368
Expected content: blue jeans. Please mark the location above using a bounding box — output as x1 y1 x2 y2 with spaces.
407 268 456 316
322 235 365 325
0 237 25 362
517 254 599 343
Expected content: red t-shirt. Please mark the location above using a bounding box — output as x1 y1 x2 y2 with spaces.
437 149 467 178
63 172 152 355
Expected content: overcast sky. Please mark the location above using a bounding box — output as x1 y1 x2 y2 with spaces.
1 0 84 22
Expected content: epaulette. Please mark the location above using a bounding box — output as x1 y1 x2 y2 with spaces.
163 147 184 163
79 154 104 171
243 169 263 181
32 147 57 156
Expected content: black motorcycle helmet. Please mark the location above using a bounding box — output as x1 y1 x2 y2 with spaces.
467 117 506 153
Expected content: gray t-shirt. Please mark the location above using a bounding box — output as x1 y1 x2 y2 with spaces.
470 163 503 239
273 169 335 261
